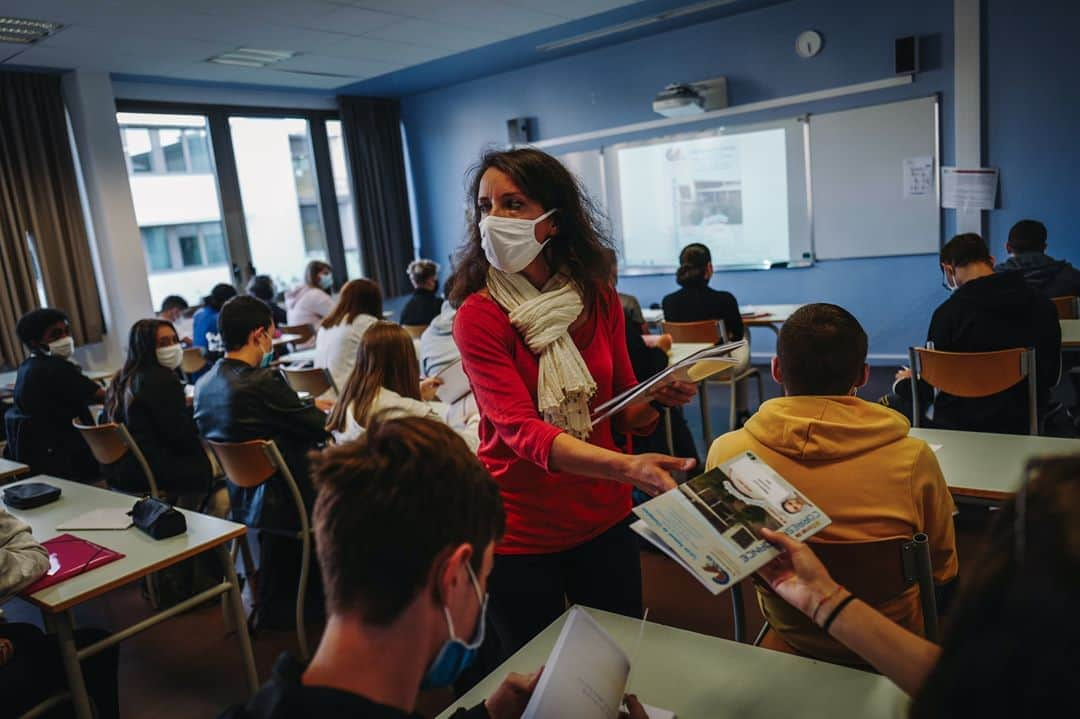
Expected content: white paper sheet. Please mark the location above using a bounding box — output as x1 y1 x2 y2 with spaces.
941 167 998 210
57 508 133 531
903 156 934 198
435 360 471 405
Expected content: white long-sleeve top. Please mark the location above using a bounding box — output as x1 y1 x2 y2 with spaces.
0 509 49 600
313 313 379 399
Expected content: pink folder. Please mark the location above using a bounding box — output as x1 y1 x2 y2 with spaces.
21 534 125 594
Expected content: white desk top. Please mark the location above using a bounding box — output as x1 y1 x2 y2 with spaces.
740 304 803 325
2 477 245 612
910 428 1080 501
278 347 317 365
273 333 303 346
0 458 30 482
1060 319 1080 348
438 607 908 719
0 367 114 390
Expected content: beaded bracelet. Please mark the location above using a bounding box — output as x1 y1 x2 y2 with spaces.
809 585 843 626
822 594 858 634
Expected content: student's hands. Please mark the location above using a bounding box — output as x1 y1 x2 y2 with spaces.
756 528 841 620
484 668 542 719
420 376 444 401
619 694 650 719
641 333 673 352
314 398 335 413
0 638 13 668
894 367 912 383
621 454 696 496
650 380 697 407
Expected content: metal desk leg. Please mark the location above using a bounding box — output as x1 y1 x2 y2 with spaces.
47 610 93 719
698 383 713 448
731 583 746 643
217 542 260 694
663 408 674 455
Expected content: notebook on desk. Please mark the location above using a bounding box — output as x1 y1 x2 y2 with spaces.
21 534 125 594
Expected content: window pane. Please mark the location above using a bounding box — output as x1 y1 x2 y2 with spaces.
117 112 232 309
326 119 362 277
203 222 227 264
159 129 186 172
185 128 211 173
124 128 153 172
141 227 172 271
230 117 327 292
178 230 203 266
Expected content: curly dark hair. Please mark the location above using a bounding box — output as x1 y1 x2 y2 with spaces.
445 147 616 310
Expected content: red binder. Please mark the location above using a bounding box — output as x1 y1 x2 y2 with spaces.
21 534 125 595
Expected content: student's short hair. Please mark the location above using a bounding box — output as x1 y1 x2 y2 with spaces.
1007 220 1048 253
16 308 68 347
776 303 868 396
160 295 188 313
310 416 504 625
406 259 439 288
204 283 238 312
940 233 992 268
218 296 272 351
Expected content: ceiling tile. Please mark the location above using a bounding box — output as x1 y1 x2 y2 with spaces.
364 18 508 53
425 0 565 35
290 5 406 34
330 0 454 20
277 53 401 77
319 34 446 65
502 0 642 19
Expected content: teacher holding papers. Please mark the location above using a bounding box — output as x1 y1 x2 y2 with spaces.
448 148 696 658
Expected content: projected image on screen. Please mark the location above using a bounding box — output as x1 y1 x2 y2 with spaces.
616 128 791 267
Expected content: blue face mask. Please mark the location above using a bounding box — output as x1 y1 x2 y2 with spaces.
258 331 275 368
319 273 333 291
421 563 487 689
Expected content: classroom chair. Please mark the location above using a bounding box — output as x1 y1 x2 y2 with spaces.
908 346 1038 435
73 420 162 499
402 324 428 339
208 438 313 661
181 347 207 378
1050 295 1079 320
282 367 337 398
661 320 762 444
278 323 316 348
752 533 940 658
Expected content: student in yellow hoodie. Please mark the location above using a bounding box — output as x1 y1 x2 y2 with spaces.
706 303 958 665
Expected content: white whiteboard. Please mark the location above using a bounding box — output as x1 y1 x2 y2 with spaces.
810 96 940 259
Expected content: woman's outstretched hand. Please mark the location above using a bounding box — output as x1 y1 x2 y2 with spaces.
756 528 841 619
620 454 696 496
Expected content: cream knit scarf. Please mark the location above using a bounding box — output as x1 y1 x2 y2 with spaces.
486 268 597 440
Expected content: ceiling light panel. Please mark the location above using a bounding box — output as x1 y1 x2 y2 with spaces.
0 16 62 44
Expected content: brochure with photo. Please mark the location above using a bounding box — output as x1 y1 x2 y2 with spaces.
590 340 745 427
632 451 830 595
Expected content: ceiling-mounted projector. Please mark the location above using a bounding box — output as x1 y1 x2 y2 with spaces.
652 77 728 118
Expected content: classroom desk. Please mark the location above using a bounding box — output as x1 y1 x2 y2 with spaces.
910 428 1080 502
2 477 257 718
1060 319 1080 348
0 367 115 391
740 304 803 334
273 333 302 346
438 606 908 719
277 347 317 365
0 458 30 483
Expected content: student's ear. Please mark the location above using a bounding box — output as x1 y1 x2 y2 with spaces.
857 363 870 389
705 262 714 281
989 255 996 266
434 543 474 606
770 356 783 386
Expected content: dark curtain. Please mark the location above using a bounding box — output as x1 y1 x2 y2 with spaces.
0 71 104 368
337 96 415 298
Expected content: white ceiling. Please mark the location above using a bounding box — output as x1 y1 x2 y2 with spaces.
0 0 645 90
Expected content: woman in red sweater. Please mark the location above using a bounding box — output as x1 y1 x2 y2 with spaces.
448 148 697 657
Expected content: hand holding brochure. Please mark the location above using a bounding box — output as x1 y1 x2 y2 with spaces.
591 340 745 427
632 451 830 595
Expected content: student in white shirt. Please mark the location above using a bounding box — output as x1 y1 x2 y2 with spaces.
313 278 383 399
285 261 335 347
326 322 479 451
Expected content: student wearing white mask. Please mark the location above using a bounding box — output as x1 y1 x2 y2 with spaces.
102 319 213 496
447 148 699 667
286 260 336 348
9 308 104 481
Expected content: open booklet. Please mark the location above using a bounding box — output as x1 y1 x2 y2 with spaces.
434 359 472 405
590 340 746 427
522 607 674 719
632 451 830 595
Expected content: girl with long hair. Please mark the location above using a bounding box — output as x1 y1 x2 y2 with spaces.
446 147 697 659
313 278 383 399
102 318 213 495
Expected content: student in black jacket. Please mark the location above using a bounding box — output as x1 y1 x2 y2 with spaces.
994 219 1080 299
887 233 1061 434
661 243 744 341
194 296 330 628
218 417 622 719
400 259 443 326
5 308 104 481
102 318 213 496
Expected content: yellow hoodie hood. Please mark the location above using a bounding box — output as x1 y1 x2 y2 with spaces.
743 396 911 461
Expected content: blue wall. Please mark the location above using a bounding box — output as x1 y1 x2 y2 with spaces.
401 0 958 360
984 1 1080 260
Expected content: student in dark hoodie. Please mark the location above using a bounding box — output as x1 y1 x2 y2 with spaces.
886 233 1060 434
994 219 1080 299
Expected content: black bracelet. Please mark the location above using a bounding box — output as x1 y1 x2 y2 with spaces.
822 594 857 634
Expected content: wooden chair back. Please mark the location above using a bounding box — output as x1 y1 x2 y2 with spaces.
402 324 428 339
911 346 1030 398
278 324 315 346
181 347 207 374
206 439 278 489
1051 295 1079 319
282 367 336 397
73 421 161 497
661 320 722 344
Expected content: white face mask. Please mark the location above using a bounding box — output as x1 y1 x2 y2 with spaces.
479 209 557 274
48 336 75 359
156 344 184 370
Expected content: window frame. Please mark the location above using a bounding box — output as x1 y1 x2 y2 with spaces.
115 99 351 290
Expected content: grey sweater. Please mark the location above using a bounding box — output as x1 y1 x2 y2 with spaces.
0 509 49 599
